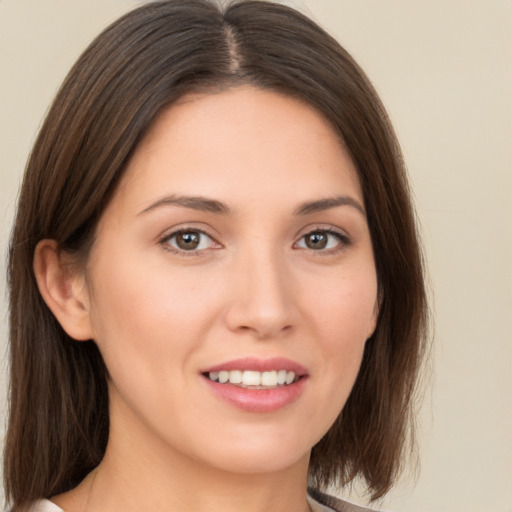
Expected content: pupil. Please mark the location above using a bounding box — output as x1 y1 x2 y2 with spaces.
177 232 200 250
306 232 327 249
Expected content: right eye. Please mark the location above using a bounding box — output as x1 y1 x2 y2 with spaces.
161 229 220 254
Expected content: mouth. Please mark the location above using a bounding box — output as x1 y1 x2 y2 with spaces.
203 369 300 389
200 358 308 412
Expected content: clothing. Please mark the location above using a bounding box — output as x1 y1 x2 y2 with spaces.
308 488 379 512
26 490 378 512
26 501 62 512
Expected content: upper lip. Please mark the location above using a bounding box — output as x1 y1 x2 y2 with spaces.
201 357 308 376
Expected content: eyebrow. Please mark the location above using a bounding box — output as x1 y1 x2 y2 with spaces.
138 194 365 217
294 196 366 217
138 195 231 216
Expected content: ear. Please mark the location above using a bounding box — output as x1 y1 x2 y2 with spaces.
33 239 94 341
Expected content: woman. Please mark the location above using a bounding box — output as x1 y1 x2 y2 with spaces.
4 1 428 511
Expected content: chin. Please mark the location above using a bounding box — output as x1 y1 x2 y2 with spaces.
204 445 310 476
183 426 316 476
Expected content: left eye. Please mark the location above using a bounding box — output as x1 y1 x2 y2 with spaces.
295 230 345 251
163 230 217 252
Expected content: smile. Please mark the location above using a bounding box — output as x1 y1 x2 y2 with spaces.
206 370 298 388
201 358 308 412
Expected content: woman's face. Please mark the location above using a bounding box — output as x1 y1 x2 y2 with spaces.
84 86 378 476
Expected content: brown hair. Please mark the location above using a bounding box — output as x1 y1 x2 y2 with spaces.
5 0 428 508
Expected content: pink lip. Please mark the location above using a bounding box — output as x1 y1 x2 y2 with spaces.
201 357 309 413
201 357 308 375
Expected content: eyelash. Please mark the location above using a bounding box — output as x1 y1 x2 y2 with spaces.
158 226 351 257
294 227 351 255
159 228 220 257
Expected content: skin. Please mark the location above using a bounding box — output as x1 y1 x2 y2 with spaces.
35 86 378 512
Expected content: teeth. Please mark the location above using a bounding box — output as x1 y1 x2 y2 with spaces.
261 371 277 386
243 370 261 386
207 370 298 388
229 370 243 384
285 371 295 385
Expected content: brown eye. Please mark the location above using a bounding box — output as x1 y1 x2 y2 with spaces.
295 229 349 253
176 231 201 250
163 229 218 253
305 232 328 250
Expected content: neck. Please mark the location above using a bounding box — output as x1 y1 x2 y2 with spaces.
54 390 312 512
91 449 311 512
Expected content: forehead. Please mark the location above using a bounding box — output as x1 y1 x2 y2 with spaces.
113 86 363 214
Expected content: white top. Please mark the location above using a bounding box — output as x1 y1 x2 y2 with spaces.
26 501 63 512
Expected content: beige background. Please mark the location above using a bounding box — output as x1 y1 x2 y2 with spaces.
1 1 511 511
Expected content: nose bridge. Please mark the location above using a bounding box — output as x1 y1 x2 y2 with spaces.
225 238 294 338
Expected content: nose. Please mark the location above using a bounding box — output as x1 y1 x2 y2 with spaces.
223 247 295 340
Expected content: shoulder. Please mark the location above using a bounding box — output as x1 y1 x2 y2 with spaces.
308 488 383 512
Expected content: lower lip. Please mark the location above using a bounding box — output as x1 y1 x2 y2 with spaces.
203 376 308 413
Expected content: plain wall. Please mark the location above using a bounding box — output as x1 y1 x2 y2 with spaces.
1 1 511 511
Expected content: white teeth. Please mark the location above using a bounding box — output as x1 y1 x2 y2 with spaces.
261 371 278 386
207 370 297 387
229 370 243 384
242 371 261 386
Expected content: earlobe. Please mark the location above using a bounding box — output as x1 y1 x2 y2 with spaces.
33 239 94 341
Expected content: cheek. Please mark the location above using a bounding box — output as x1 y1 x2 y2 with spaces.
310 268 378 342
303 266 377 403
86 255 229 437
86 250 223 378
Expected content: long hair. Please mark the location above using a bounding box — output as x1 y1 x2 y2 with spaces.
5 0 428 508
